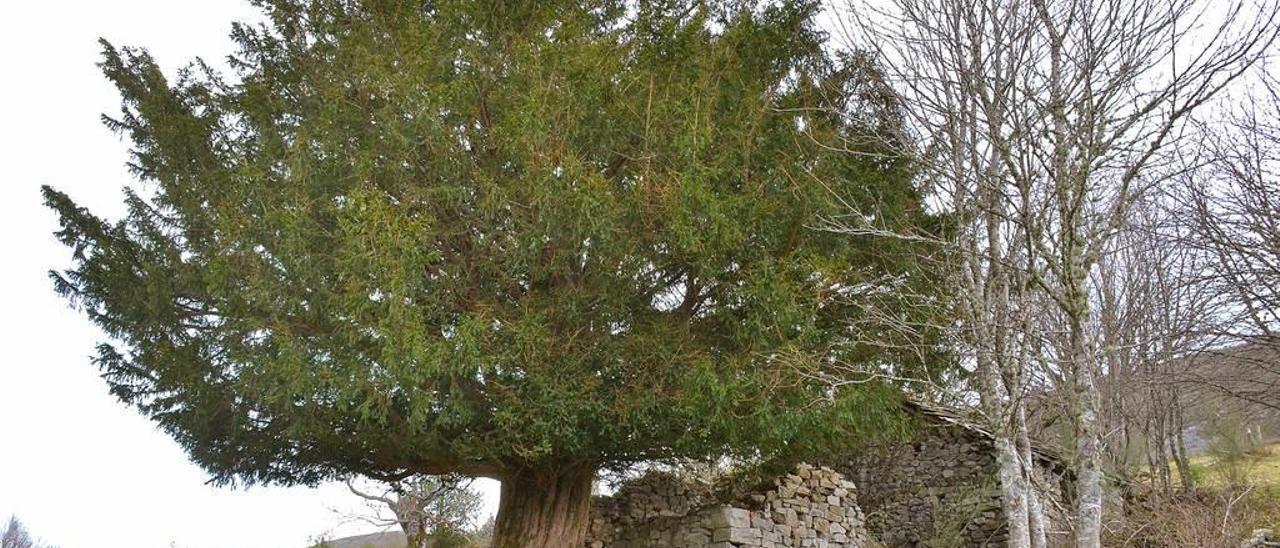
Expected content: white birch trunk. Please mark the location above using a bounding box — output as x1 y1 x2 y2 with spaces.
1072 363 1104 548
1018 405 1050 548
836 1 1277 546
995 431 1033 548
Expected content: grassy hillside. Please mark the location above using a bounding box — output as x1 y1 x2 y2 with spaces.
312 529 489 548
1183 441 1280 492
312 531 406 548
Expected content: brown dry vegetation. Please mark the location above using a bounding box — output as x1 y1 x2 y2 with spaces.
1105 443 1280 547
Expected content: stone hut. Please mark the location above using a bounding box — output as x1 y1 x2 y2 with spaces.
832 401 1068 547
585 401 1068 548
586 464 872 548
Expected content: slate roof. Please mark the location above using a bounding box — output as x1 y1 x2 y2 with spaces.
903 398 1068 470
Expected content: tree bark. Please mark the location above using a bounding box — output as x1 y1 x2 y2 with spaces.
1069 318 1104 548
493 464 595 548
1018 406 1049 548
995 432 1033 548
1171 398 1195 495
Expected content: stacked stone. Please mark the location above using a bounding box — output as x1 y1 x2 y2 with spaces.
834 427 1002 547
739 463 869 548
588 471 716 546
833 425 1072 547
587 464 870 548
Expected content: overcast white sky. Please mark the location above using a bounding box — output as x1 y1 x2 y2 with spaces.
0 2 498 547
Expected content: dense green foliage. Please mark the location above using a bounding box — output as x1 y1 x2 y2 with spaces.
45 0 939 486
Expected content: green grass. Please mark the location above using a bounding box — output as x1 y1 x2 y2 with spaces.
1181 441 1280 492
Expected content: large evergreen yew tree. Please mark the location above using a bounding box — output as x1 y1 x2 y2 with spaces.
44 1 936 546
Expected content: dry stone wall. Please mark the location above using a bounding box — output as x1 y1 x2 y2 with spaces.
586 404 1068 548
833 424 1065 547
586 464 871 548
836 425 1001 547
588 470 718 541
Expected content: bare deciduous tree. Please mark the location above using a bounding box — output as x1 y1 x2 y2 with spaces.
1089 199 1220 499
1 516 55 548
1181 71 1280 411
0 517 33 548
832 0 1279 546
345 475 484 548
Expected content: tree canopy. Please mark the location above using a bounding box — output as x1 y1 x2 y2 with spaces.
45 0 937 492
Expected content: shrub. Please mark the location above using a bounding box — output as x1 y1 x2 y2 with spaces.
1105 487 1280 547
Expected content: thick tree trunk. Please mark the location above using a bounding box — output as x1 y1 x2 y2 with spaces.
493 464 595 548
